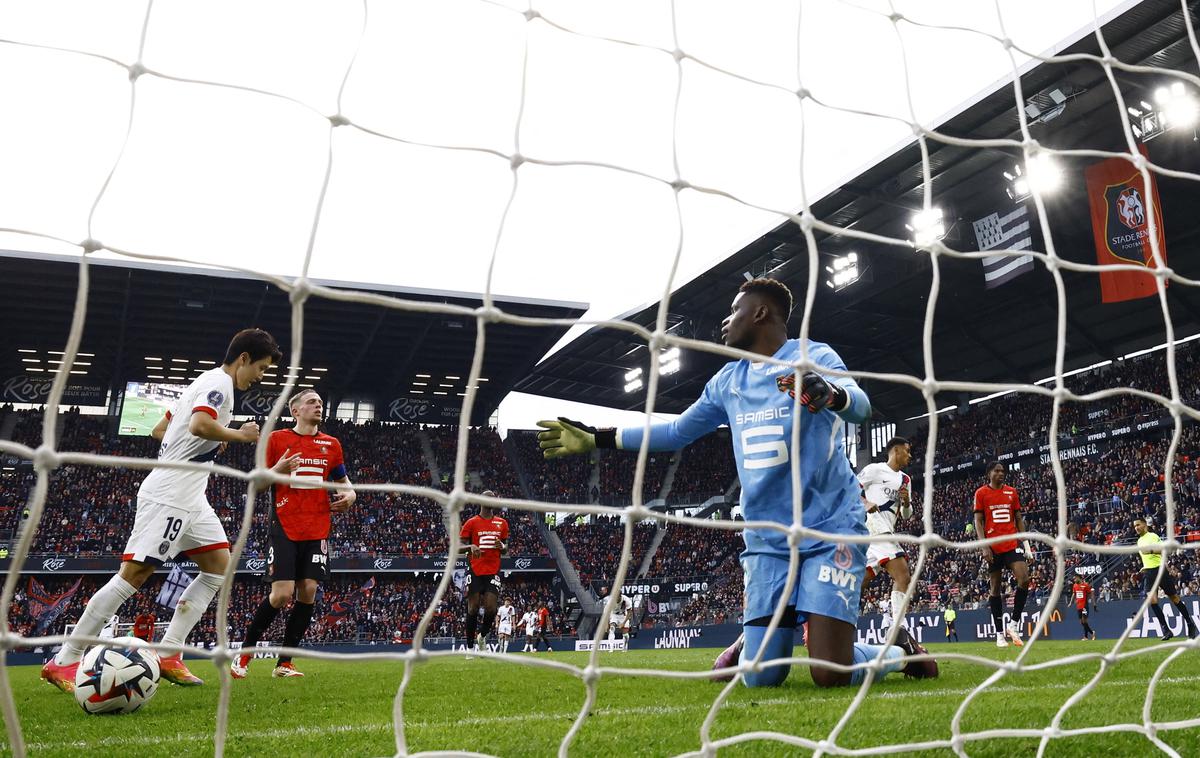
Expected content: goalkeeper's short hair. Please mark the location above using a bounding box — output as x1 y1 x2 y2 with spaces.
739 277 793 321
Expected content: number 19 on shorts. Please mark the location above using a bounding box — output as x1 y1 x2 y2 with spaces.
163 517 183 540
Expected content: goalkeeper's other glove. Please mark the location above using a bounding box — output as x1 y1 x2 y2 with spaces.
799 372 849 413
536 417 616 459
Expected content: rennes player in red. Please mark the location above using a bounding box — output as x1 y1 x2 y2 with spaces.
973 462 1032 648
460 493 509 652
1073 577 1096 640
232 389 355 679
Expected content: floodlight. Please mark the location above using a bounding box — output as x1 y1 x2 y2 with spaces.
906 208 946 247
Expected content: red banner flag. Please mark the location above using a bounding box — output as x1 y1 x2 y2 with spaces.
1085 145 1167 303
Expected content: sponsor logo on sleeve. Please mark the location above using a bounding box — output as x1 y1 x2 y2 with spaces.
207 390 225 407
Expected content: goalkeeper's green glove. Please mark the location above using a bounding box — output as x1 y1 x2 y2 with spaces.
536 417 616 459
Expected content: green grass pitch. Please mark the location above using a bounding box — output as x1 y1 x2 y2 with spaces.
4 640 1199 756
117 397 170 437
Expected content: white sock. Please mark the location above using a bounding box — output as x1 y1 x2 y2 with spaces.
161 572 225 649
891 590 907 625
57 575 138 664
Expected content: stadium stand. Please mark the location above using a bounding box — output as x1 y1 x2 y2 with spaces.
648 521 742 578
553 516 656 589
667 430 737 506
509 429 594 505
1 412 547 559
596 448 673 506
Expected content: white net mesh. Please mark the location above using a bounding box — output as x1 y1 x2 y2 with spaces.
2 0 1200 755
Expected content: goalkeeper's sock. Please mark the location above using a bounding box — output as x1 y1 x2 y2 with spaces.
1012 587 1029 620
849 644 904 685
890 590 907 623
56 575 138 665
279 601 314 665
988 595 1004 634
243 597 282 648
161 572 225 649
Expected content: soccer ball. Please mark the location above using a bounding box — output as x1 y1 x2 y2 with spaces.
74 645 160 714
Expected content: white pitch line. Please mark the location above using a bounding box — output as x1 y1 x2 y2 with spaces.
6 675 1199 754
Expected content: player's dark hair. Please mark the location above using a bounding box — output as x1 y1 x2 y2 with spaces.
885 436 909 453
739 278 793 322
223 328 282 365
986 461 1004 474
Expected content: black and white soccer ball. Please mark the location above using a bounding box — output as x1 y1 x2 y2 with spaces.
74 644 160 714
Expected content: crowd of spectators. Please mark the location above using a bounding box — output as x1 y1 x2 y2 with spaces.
554 516 656 588
509 429 594 505
8 573 561 646
910 343 1200 468
2 411 546 559
667 430 737 505
648 519 742 578
596 448 674 506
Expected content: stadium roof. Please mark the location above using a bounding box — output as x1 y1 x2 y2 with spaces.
0 251 586 425
516 0 1200 421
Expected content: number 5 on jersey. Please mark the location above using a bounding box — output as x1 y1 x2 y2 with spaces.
741 425 788 470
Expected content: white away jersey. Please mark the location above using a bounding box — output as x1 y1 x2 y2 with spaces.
138 367 234 510
497 604 515 626
521 611 537 632
858 462 911 535
612 594 633 618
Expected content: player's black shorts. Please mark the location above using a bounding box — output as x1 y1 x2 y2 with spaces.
468 573 501 596
266 525 328 583
1076 606 1089 620
988 545 1028 572
1142 568 1179 596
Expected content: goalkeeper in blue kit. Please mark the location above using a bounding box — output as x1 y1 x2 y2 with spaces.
538 278 936 687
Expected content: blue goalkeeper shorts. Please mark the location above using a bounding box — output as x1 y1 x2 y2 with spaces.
742 538 867 627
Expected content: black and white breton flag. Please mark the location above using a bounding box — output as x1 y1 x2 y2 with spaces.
972 205 1035 288
155 564 192 609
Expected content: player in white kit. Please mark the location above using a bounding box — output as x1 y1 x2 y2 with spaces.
603 587 633 648
520 609 538 652
496 598 515 653
858 437 915 630
41 328 281 693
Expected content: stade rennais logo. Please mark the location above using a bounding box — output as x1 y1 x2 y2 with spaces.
775 373 796 399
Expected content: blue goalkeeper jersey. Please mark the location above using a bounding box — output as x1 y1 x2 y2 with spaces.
619 338 870 556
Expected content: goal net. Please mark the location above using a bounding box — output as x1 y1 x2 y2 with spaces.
2 0 1199 755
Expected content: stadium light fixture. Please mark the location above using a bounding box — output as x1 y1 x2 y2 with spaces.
1004 154 1063 201
823 252 861 291
18 348 36 353
659 346 682 376
21 358 39 363
906 208 945 248
1129 82 1198 142
624 366 643 393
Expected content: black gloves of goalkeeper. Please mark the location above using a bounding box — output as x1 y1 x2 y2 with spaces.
799 372 849 414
